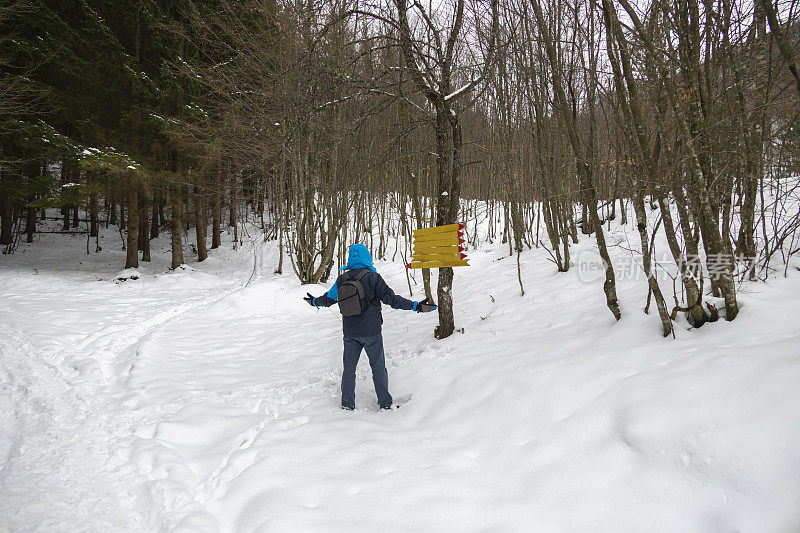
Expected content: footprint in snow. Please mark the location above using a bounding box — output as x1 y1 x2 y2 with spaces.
274 415 311 430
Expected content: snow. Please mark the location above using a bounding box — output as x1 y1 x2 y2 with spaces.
444 82 473 102
1 209 800 532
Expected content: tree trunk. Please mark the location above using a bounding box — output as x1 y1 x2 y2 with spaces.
171 186 184 269
60 157 71 230
543 200 566 271
1 165 17 247
510 202 525 252
589 190 621 320
632 193 673 336
194 187 208 262
581 204 592 234
26 205 36 243
276 220 284 274
150 194 159 239
229 171 238 249
89 193 99 237
139 188 151 262
125 184 139 269
434 107 456 340
21 163 38 243
229 170 236 228
212 170 221 249
737 169 758 260
109 198 117 226
410 172 433 301
0 195 11 246
658 194 706 325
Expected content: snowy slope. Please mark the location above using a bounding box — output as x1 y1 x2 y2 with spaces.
1 212 800 532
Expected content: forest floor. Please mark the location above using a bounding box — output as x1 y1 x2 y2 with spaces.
1 210 800 532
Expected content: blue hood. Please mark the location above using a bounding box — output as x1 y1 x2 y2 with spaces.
339 243 377 272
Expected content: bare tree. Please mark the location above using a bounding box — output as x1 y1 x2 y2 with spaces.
395 0 499 338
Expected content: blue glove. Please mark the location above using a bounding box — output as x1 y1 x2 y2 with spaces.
414 298 437 313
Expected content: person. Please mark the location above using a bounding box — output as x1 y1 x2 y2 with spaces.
304 243 436 410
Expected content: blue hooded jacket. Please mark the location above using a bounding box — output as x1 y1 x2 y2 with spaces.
313 244 415 337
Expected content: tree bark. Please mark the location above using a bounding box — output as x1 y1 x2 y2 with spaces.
658 194 706 325
60 157 72 231
119 195 126 230
632 194 673 336
229 169 236 228
194 187 208 262
139 187 151 262
0 195 11 246
229 170 238 249
89 193 99 238
150 194 159 239
433 109 461 339
171 185 184 269
0 164 16 246
125 184 139 269
542 200 566 271
26 204 36 243
212 168 222 249
109 197 117 226
410 172 433 301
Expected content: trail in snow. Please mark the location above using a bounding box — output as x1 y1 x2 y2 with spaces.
0 323 145 531
1 214 800 532
0 229 251 531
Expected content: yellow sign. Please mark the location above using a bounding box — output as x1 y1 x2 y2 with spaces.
406 223 469 269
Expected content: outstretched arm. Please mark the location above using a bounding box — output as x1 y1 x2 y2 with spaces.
374 275 416 311
303 282 339 308
312 293 336 307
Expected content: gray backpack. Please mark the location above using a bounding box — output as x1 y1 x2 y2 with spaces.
337 270 370 316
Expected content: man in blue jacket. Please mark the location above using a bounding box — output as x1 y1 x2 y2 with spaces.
304 243 436 410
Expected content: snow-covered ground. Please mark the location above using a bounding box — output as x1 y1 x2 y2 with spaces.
1 211 800 532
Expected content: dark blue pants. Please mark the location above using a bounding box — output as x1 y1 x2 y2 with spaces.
341 334 392 409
